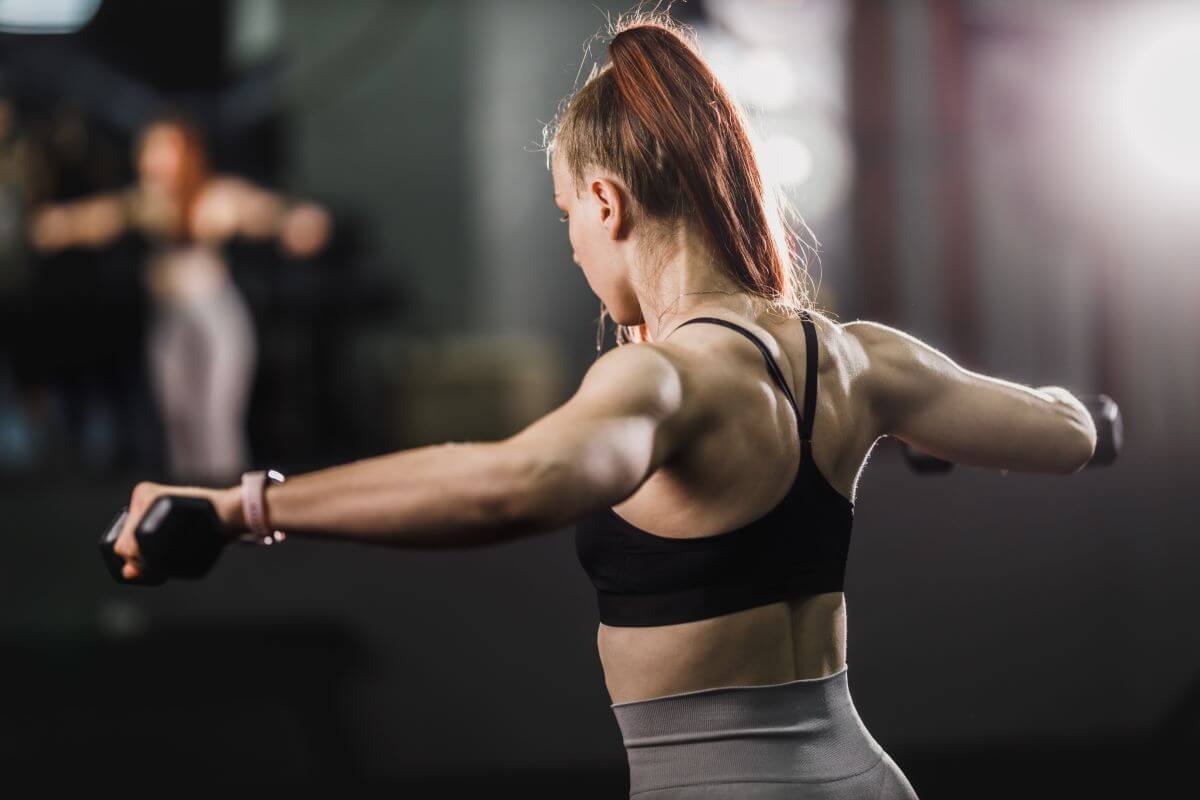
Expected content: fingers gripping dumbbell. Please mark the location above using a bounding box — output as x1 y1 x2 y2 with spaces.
98 495 229 586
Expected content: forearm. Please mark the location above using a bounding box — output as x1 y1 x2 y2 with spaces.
235 185 330 256
220 441 545 549
30 195 128 252
237 187 289 239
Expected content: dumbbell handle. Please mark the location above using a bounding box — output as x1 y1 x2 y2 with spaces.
900 442 954 473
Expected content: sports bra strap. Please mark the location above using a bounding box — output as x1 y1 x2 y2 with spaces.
799 310 817 441
668 311 818 443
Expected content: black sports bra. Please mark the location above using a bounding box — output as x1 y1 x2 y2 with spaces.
574 311 855 627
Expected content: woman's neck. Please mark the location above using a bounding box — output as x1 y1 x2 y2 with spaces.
633 223 754 341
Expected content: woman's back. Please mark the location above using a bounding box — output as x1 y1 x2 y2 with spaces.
593 307 874 705
590 303 1096 705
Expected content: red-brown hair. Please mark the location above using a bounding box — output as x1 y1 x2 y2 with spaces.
544 5 816 346
135 115 211 243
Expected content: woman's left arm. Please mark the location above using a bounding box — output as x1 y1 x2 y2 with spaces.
114 343 700 577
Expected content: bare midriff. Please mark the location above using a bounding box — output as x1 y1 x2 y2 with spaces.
144 243 229 306
598 591 847 704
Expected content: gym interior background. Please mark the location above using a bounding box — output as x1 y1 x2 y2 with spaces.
0 1 1196 796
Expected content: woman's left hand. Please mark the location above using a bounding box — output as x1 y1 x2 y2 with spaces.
112 482 243 581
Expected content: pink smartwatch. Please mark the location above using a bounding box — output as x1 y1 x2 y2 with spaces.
239 469 287 545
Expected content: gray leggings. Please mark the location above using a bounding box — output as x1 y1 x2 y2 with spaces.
610 665 918 799
147 280 256 483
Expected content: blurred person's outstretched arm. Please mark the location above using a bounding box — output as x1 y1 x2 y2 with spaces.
194 177 332 257
28 192 130 252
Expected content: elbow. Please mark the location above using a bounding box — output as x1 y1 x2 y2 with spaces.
477 448 573 537
493 449 624 536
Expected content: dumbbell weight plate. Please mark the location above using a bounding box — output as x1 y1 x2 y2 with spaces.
134 495 227 580
1083 394 1122 467
901 441 955 474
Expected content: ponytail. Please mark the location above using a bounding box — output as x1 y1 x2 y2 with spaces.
546 9 814 347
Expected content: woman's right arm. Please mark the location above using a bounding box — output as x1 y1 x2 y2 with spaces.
28 193 130 253
848 320 1097 474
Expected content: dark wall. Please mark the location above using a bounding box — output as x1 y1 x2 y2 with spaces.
281 1 473 333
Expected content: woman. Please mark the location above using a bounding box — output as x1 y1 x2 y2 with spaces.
112 17 1097 800
30 117 330 483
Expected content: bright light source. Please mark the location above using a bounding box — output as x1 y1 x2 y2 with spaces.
0 0 101 34
1108 19 1200 191
1074 3 1200 198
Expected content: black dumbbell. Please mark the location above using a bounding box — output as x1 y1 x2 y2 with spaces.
900 442 954 474
902 393 1122 474
98 495 229 586
1081 393 1122 468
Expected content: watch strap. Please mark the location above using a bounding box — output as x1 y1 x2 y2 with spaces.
240 469 287 545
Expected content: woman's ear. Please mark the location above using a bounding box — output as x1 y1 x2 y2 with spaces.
589 176 627 240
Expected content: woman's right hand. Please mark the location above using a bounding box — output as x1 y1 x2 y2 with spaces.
112 481 244 581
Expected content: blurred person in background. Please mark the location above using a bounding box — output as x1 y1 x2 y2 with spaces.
0 95 35 294
0 93 43 468
1 102 137 472
29 115 331 483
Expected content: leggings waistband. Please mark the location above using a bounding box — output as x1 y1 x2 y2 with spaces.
610 665 885 794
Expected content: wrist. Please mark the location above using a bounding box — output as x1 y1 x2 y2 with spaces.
216 486 247 539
